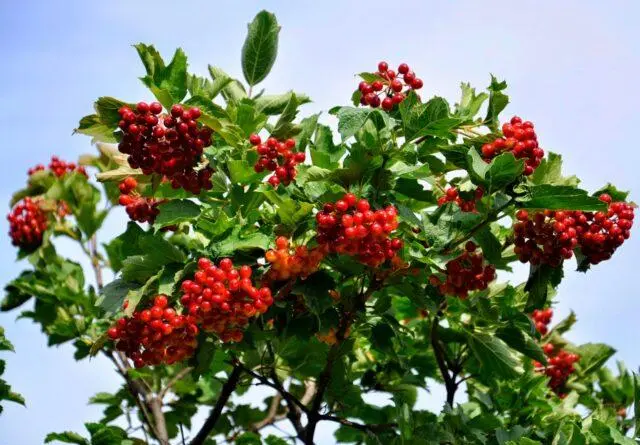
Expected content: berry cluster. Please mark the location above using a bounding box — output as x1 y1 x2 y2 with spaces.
249 135 306 187
107 295 198 368
118 177 162 224
264 236 326 281
514 194 634 267
535 343 579 398
315 195 402 267
531 308 553 335
481 116 544 175
578 194 634 265
513 209 577 267
180 258 274 343
437 187 484 212
117 102 214 194
28 156 87 178
7 198 49 250
358 61 423 110
429 242 496 298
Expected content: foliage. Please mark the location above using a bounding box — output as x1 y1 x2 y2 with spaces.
2 9 638 445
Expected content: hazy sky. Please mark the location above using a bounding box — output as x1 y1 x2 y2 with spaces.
1 1 639 444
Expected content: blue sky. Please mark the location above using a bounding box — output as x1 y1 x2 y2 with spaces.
1 1 639 444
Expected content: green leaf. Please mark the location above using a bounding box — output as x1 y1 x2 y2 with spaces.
272 93 300 139
455 82 489 120
96 279 136 314
399 93 461 140
518 185 608 211
552 421 586 445
227 160 266 185
485 75 509 130
210 227 270 257
473 226 502 264
331 107 372 140
241 10 280 86
467 331 522 378
255 91 311 115
45 432 89 445
265 436 289 445
548 311 577 336
135 44 187 108
371 323 396 355
529 152 579 186
293 271 336 315
208 66 247 103
593 183 630 203
235 432 262 445
467 149 523 190
74 114 118 143
496 325 547 364
486 152 524 190
153 200 201 228
524 264 563 311
574 343 616 375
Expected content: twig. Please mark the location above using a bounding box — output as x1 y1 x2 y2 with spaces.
189 365 243 445
317 414 396 434
103 351 162 442
159 367 193 399
88 235 104 290
236 362 307 439
300 380 317 406
251 394 282 431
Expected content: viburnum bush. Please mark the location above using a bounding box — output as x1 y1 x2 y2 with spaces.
3 10 640 445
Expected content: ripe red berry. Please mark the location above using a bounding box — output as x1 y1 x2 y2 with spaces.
377 61 388 72
397 63 409 74
249 133 261 145
381 97 394 111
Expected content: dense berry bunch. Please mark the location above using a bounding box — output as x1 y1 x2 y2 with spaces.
514 195 634 267
7 197 49 250
315 194 402 267
531 308 553 335
264 236 326 281
28 156 87 177
118 177 162 224
117 102 214 194
437 186 484 212
576 194 634 265
358 61 423 110
107 295 198 368
249 135 306 187
180 258 274 343
429 242 496 298
481 116 544 175
513 209 578 267
535 343 579 398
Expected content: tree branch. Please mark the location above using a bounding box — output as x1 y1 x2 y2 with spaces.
189 365 243 445
88 235 104 290
318 414 396 434
430 314 458 406
251 394 282 431
104 351 163 442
